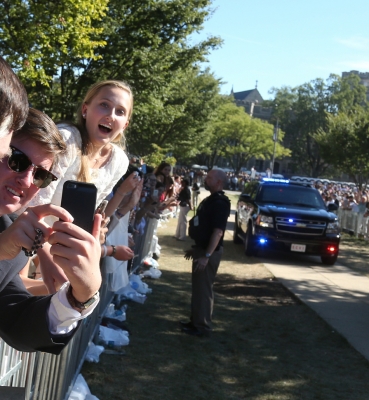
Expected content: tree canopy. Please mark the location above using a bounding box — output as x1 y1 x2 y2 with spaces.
0 0 224 164
268 74 367 177
198 101 290 173
315 106 369 186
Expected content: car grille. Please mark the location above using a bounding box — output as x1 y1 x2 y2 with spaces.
275 217 326 235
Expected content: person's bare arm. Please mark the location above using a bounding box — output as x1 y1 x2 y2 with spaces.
116 180 143 218
105 173 141 217
20 277 49 295
18 259 50 295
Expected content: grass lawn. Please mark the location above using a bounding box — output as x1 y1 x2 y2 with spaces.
82 215 369 400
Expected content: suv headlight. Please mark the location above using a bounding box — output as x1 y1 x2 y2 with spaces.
256 215 274 228
326 220 340 234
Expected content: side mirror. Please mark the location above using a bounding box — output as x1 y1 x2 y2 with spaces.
327 203 338 212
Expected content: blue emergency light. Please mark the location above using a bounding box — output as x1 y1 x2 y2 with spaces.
262 178 290 184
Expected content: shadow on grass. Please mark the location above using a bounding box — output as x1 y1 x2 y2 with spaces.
83 232 369 400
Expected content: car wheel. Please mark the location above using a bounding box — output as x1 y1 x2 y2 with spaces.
321 254 338 265
244 224 256 256
233 213 243 244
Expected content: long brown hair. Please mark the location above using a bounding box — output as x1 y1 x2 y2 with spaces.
76 80 133 182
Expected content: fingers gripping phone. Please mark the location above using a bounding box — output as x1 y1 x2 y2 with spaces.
60 180 97 233
96 199 110 228
96 199 108 215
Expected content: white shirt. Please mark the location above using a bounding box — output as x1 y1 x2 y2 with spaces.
48 281 99 335
22 124 129 218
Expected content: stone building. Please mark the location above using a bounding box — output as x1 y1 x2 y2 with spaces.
231 88 272 121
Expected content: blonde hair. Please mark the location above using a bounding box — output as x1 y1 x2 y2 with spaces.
76 80 133 182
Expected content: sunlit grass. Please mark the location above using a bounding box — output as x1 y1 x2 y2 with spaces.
82 216 369 400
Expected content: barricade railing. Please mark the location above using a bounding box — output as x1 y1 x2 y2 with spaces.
1 206 367 397
130 216 158 274
0 214 158 399
337 208 369 237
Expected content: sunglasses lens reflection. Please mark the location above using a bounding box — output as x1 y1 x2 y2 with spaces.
8 147 57 188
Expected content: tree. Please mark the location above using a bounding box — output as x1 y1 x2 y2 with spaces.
203 102 290 173
315 106 369 187
269 74 367 177
0 0 225 163
0 0 108 116
0 0 221 123
127 67 223 161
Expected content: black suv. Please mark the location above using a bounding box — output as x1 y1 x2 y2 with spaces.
233 178 340 265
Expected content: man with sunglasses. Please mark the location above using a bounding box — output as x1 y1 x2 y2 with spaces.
0 59 102 354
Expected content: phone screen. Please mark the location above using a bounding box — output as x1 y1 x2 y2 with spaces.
61 180 97 233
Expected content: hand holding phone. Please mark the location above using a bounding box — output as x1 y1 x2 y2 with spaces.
96 199 108 216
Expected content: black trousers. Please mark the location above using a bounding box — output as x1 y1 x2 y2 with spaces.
190 246 223 334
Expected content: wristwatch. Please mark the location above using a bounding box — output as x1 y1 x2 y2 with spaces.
205 253 212 258
66 285 99 312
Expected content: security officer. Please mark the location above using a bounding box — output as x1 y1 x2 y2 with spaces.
181 169 230 337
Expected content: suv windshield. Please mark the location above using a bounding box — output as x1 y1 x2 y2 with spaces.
258 185 326 209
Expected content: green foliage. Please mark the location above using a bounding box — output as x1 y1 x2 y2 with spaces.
315 106 369 186
127 67 223 160
0 0 108 86
269 74 367 177
204 101 290 173
0 0 222 161
142 144 176 167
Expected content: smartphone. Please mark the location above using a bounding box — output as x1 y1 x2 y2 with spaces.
153 189 158 197
96 199 108 215
60 180 97 233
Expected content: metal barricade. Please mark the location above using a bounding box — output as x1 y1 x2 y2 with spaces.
130 217 158 274
337 208 368 237
0 214 157 399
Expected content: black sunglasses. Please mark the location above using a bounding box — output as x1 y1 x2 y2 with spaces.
7 146 58 188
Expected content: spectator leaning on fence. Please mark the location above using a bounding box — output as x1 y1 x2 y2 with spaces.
154 161 176 205
0 102 102 352
102 168 143 293
356 191 368 238
27 80 133 294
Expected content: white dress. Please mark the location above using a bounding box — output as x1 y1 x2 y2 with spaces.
104 212 130 291
24 123 129 218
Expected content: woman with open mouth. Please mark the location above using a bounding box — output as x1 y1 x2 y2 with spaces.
26 80 139 293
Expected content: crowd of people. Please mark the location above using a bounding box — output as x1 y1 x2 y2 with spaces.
6 48 367 361
313 181 369 239
0 55 232 357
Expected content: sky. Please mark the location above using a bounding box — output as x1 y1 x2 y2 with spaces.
192 0 369 99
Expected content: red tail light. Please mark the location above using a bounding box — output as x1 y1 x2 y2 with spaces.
327 246 336 253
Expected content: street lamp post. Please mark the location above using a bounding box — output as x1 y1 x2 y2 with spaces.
271 118 279 174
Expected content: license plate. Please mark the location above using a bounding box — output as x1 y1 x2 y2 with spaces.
291 244 306 252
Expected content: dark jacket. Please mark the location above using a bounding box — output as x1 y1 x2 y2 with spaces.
0 215 75 353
